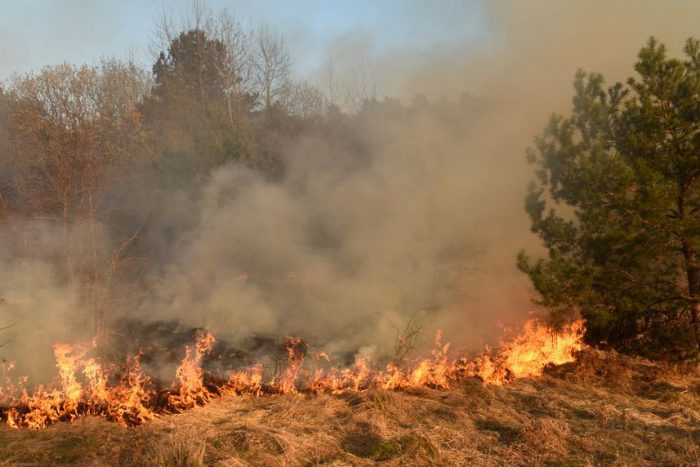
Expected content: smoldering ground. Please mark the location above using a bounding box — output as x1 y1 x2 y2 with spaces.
1 0 699 383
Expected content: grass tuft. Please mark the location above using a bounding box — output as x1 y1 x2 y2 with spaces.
148 433 206 467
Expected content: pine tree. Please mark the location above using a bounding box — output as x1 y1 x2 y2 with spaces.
144 29 256 175
519 37 700 359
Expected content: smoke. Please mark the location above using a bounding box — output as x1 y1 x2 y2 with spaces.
140 0 700 356
2 0 699 376
135 100 534 358
0 221 97 379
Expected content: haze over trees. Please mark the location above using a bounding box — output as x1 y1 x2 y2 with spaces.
520 38 700 359
0 3 698 362
0 6 483 358
0 11 318 335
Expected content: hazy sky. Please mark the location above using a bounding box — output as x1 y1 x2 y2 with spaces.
1 1 699 102
0 0 485 81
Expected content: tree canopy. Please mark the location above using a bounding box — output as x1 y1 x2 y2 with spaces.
519 37 700 359
144 29 256 174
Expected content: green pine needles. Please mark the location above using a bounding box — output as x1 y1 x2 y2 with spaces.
520 37 700 360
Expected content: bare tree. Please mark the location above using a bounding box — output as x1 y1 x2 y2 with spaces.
0 322 12 349
207 10 255 122
324 56 341 108
150 0 206 55
252 24 292 111
393 310 424 364
343 62 380 112
3 61 149 334
0 297 12 353
318 57 383 113
152 3 295 114
152 2 255 123
284 80 327 118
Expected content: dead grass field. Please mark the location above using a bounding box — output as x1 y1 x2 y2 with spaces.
0 349 698 466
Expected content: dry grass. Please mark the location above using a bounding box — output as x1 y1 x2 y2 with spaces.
147 431 206 467
0 349 698 466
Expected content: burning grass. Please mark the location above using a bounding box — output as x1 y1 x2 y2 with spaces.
8 320 695 464
0 320 584 429
0 348 697 465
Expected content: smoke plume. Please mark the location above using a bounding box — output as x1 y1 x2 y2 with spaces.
1 0 699 379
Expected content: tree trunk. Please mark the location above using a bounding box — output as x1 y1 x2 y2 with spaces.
226 92 234 125
692 303 700 353
682 242 700 353
678 185 700 353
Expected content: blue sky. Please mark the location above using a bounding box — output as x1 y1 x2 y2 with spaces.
0 0 487 81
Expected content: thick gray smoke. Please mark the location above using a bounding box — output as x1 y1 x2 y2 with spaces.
139 103 532 359
1 1 699 379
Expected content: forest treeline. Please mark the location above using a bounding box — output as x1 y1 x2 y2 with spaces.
1 5 699 362
0 9 481 346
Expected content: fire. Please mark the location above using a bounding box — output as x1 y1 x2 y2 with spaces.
467 320 586 385
168 331 216 411
0 346 157 429
103 355 156 425
223 364 263 396
0 319 585 429
271 336 305 395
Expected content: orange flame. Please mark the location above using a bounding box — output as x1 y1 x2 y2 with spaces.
468 320 585 385
271 336 305 395
0 319 585 428
168 331 216 411
223 364 263 396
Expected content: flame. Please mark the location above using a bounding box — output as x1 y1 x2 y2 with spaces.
270 336 305 395
1 348 156 428
0 319 584 429
168 331 216 411
104 355 156 425
222 364 263 396
467 320 586 385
